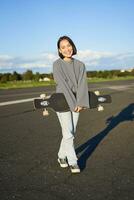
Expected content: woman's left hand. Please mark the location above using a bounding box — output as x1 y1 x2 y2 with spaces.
74 106 83 112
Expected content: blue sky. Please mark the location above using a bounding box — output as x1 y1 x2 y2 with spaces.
0 0 134 73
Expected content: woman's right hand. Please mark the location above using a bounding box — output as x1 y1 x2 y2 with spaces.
74 106 83 112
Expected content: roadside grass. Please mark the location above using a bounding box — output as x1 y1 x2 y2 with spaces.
0 80 55 89
87 76 134 83
0 76 134 89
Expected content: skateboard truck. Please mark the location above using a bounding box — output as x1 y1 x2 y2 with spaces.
40 94 50 116
94 91 104 112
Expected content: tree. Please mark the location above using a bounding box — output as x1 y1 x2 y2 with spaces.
0 73 10 83
34 72 41 81
22 70 33 81
9 71 21 81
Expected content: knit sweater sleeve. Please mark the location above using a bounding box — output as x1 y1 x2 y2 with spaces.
76 64 89 108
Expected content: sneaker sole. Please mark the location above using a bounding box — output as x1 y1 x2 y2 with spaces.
57 158 68 168
70 169 81 173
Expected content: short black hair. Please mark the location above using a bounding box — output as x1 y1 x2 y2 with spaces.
57 35 77 59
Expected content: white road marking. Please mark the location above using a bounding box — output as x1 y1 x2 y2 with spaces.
108 85 133 90
0 91 54 98
0 97 38 106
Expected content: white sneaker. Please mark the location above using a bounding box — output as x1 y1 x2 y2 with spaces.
58 158 68 168
70 164 80 173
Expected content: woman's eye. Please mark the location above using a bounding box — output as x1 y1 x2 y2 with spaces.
61 46 65 50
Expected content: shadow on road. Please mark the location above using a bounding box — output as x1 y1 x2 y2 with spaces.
76 103 134 171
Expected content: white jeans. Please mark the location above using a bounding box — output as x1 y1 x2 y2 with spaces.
56 111 79 166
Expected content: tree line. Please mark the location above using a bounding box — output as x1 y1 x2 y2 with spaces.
0 70 53 83
0 69 134 83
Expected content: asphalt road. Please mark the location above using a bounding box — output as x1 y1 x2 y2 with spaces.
0 80 134 200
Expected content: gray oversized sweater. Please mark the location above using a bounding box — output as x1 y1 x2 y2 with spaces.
53 58 89 111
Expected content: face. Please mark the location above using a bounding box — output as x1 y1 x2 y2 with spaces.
59 39 73 58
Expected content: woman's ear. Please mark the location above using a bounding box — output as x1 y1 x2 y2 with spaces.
59 49 61 53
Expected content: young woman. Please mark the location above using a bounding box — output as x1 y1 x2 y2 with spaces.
53 36 89 173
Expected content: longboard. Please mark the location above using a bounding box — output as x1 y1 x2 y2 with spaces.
33 91 112 113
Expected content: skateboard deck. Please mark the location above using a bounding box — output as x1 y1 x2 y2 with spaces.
33 91 112 112
34 93 70 112
88 91 111 108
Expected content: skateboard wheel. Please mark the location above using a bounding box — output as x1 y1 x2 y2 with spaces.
94 91 100 95
40 94 46 99
43 109 49 116
98 105 104 111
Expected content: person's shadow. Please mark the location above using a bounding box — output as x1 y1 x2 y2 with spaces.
76 103 134 171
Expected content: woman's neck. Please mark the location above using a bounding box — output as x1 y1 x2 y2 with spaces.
63 57 73 62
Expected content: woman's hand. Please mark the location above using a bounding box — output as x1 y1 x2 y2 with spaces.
74 106 83 113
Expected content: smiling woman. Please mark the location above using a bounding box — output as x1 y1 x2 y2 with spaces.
53 35 90 173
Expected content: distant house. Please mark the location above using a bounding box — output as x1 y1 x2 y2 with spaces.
120 69 125 73
39 77 51 82
120 68 133 73
127 68 133 72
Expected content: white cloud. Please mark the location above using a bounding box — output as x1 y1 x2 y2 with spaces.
77 50 112 60
0 53 58 72
0 55 14 68
75 50 134 70
41 52 57 61
0 50 134 73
